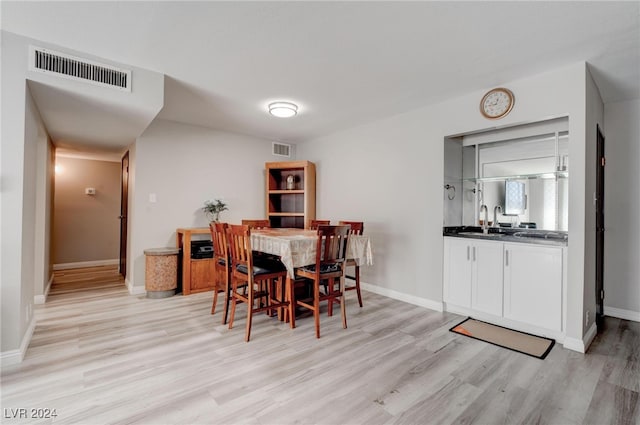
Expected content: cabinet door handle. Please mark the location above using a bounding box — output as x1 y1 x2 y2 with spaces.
505 250 509 267
472 246 476 262
467 246 470 261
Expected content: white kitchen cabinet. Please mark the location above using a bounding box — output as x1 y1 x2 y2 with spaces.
444 237 503 315
471 239 504 316
503 243 563 331
444 238 473 307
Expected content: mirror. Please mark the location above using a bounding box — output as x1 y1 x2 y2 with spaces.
444 122 569 231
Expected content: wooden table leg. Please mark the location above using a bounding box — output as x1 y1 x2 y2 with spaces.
286 275 295 329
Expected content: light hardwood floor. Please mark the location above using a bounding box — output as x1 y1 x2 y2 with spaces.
1 266 638 425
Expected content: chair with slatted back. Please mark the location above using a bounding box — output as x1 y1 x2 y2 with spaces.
242 219 278 266
338 220 364 308
226 224 290 341
309 219 330 230
294 225 350 338
209 222 234 324
241 219 271 229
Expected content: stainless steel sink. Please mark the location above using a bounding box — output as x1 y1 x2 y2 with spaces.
458 232 505 237
514 231 567 240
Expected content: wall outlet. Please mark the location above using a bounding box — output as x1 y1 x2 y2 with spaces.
585 310 590 327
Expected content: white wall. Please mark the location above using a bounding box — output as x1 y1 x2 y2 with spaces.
603 98 640 320
127 119 285 290
298 62 589 344
1 31 35 361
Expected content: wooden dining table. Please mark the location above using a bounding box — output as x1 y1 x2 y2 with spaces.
250 228 373 278
250 227 373 328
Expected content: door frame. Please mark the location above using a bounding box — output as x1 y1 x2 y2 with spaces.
595 125 605 329
119 151 129 277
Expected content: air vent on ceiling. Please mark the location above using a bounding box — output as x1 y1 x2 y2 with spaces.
272 142 291 157
29 46 131 92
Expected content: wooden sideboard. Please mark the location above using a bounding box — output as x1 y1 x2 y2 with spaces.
176 227 216 295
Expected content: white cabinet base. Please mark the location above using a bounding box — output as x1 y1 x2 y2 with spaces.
444 237 566 343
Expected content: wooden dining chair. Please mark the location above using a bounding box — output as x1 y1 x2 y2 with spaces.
226 224 290 341
338 220 364 308
242 219 278 265
241 219 271 229
209 222 234 324
309 219 330 230
294 225 350 338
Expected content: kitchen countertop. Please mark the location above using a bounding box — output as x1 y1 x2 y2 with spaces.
443 226 568 247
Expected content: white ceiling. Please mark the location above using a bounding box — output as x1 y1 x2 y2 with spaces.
2 1 639 151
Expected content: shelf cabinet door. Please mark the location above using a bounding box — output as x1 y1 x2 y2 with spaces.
472 240 504 316
503 243 562 331
444 238 473 308
190 259 216 292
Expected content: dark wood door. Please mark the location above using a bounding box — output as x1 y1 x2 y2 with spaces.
119 151 129 277
596 125 605 329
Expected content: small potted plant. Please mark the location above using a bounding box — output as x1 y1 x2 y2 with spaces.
202 199 228 223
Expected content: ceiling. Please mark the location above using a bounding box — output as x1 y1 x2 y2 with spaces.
2 1 639 152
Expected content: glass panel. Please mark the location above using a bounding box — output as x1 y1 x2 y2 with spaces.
505 181 526 215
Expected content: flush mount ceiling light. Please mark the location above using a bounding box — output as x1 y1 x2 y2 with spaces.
268 102 298 118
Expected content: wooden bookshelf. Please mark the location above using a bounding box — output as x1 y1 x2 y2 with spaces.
266 161 316 229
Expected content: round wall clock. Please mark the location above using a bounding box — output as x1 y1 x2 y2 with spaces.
480 88 515 119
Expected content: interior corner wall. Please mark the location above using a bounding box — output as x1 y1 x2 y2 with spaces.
583 68 605 333
19 83 40 341
443 137 463 226
33 100 54 302
297 62 588 342
603 98 640 320
52 156 120 265
127 119 284 290
1 31 38 358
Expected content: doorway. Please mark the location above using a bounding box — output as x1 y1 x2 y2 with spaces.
119 151 129 278
595 125 605 329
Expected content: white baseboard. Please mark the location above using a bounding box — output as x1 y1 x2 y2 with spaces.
563 322 597 353
605 305 640 322
34 274 54 305
562 336 584 353
583 322 598 351
126 278 146 296
53 259 118 271
361 281 443 312
0 317 36 367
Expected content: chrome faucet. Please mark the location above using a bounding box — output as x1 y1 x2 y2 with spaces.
493 205 502 228
480 204 489 234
